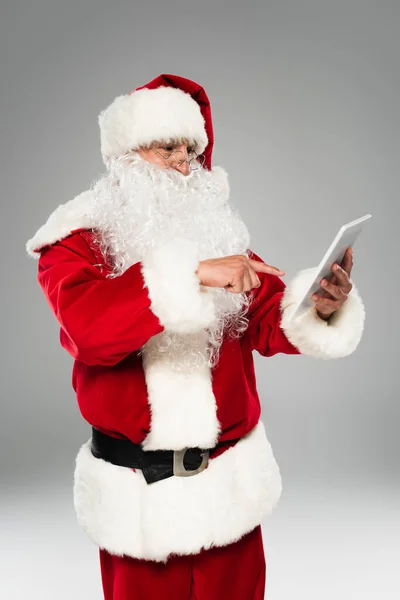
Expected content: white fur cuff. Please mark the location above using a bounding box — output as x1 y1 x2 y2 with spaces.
140 237 216 334
279 267 366 359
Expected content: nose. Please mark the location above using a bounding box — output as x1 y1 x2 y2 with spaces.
174 160 190 176
170 144 190 176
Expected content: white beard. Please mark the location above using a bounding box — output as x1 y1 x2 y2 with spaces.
89 153 253 368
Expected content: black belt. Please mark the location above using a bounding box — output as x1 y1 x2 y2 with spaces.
90 427 236 485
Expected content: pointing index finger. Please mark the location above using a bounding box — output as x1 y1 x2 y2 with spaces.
248 258 285 276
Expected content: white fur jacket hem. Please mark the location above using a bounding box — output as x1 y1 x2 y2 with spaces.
73 420 281 563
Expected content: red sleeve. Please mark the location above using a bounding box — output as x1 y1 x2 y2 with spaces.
245 250 301 357
37 231 165 366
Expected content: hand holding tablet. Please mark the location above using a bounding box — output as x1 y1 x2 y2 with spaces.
288 214 371 320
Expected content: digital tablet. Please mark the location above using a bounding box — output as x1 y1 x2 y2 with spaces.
288 213 372 320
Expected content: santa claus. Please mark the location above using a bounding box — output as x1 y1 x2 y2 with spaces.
26 74 365 599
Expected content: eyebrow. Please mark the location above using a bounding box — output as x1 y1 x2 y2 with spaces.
149 137 195 148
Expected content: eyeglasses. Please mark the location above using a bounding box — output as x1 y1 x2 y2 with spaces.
152 147 205 170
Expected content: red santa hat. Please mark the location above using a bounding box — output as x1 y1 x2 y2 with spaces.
98 74 214 170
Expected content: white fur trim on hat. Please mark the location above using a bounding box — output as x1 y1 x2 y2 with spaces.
73 420 282 562
99 86 208 165
279 266 366 359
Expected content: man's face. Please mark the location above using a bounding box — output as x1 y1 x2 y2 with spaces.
137 141 195 176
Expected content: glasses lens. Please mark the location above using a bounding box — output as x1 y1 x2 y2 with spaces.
166 150 186 167
162 149 206 170
190 153 205 170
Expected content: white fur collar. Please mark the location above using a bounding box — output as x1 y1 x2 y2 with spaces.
25 166 229 259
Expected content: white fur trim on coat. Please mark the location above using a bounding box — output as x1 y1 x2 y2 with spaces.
140 330 220 451
99 87 208 165
140 237 216 334
139 239 220 450
26 167 228 259
73 420 282 562
279 267 366 359
25 190 96 258
26 193 216 335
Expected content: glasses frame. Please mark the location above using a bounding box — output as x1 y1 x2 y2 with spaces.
151 146 205 170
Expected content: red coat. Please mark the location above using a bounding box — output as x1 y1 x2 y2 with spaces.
29 216 365 562
37 228 301 447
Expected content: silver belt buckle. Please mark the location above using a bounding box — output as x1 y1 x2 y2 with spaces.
173 448 210 477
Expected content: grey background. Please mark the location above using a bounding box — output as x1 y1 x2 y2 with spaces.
2 0 399 598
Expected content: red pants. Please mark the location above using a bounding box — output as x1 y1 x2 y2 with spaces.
99 525 266 599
